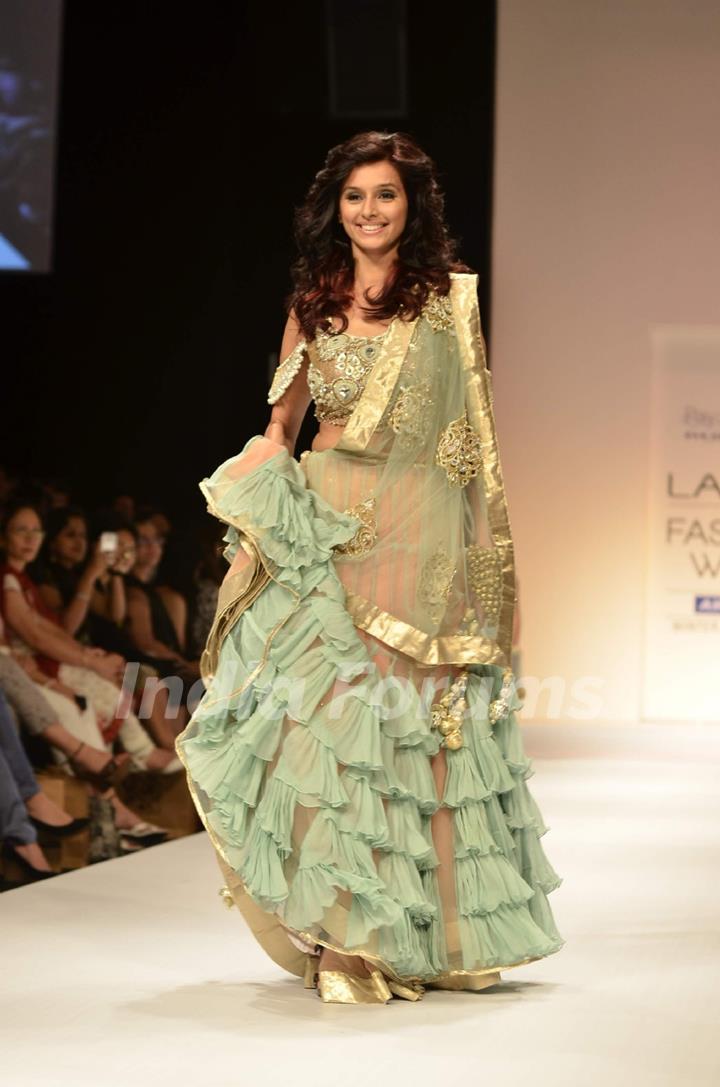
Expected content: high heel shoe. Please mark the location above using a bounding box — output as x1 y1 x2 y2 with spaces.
1 842 56 881
316 965 394 1004
118 821 168 847
66 742 130 791
312 949 424 1004
30 815 90 838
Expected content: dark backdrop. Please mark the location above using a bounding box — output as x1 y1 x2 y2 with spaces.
2 0 496 526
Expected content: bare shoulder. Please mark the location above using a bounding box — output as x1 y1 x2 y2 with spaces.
278 307 305 363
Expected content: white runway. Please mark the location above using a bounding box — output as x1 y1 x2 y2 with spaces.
3 725 719 1087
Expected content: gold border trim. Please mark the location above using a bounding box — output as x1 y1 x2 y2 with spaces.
335 313 418 453
199 536 270 684
449 273 517 662
344 590 510 668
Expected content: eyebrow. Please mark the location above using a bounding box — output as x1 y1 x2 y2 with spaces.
342 181 399 192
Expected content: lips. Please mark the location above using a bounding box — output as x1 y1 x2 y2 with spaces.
357 223 387 233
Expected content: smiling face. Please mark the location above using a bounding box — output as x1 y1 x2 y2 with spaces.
3 507 44 568
338 160 408 259
51 515 88 568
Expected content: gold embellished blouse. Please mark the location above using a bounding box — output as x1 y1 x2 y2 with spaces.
306 326 390 425
267 323 391 426
267 292 456 420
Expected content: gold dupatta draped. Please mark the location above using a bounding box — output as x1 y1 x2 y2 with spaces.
301 271 516 671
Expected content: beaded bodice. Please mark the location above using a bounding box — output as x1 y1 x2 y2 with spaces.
266 290 456 423
306 326 389 424
267 323 391 426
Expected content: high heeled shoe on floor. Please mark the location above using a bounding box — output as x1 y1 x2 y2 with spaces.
307 952 425 1004
65 741 130 791
1 842 56 882
118 821 168 846
317 966 394 1004
30 815 90 838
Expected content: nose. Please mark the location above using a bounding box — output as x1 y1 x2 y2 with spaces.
360 196 378 219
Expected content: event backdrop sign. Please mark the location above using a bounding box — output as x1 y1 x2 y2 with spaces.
644 326 720 722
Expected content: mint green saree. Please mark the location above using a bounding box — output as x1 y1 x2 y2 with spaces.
175 273 564 995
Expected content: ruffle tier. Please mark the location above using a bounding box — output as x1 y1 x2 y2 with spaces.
178 440 564 982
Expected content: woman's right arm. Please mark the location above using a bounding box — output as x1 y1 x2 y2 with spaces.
125 587 182 660
3 582 114 676
264 310 312 456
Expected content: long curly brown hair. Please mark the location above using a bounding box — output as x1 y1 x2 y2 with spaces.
288 131 470 339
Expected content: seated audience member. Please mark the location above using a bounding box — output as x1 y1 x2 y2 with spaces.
0 686 90 882
1 616 166 850
33 507 104 641
1 612 128 789
88 520 138 649
36 510 188 753
91 518 182 750
125 511 202 735
0 687 81 883
0 503 180 778
36 508 139 658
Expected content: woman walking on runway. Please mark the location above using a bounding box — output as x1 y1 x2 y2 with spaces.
177 131 564 1003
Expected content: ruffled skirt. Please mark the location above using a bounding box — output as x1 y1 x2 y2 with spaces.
176 439 564 990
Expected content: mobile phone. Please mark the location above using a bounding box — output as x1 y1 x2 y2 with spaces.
100 531 118 555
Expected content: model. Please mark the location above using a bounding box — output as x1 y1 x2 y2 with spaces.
176 131 564 1004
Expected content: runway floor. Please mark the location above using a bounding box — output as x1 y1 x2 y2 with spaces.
2 724 719 1087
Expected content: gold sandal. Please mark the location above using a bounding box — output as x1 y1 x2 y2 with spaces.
317 966 393 1004
305 953 425 1004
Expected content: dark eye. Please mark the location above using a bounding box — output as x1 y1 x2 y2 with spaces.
379 191 396 199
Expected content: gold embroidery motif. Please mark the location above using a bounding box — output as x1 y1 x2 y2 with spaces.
488 667 517 723
419 545 456 623
436 411 484 486
267 340 306 404
388 379 434 448
431 670 469 750
308 330 387 424
334 497 377 558
466 546 503 626
422 290 455 333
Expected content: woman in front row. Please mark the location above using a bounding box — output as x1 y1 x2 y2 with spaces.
177 131 564 1003
0 504 176 846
